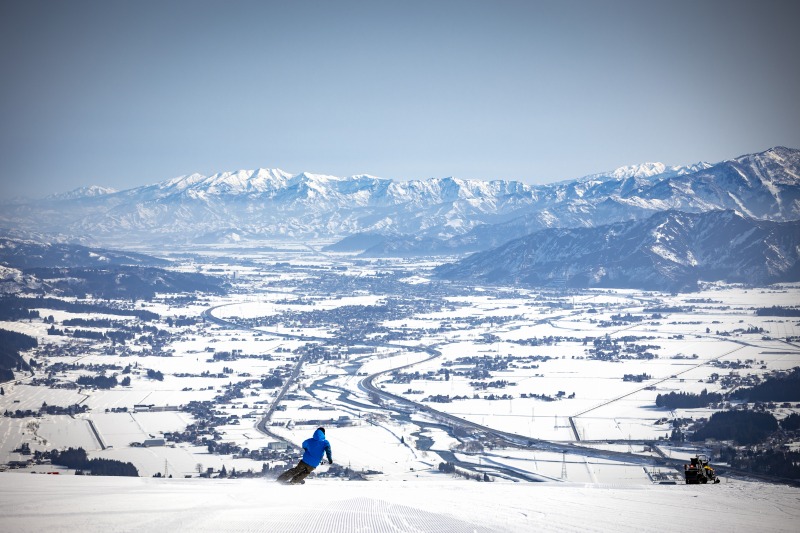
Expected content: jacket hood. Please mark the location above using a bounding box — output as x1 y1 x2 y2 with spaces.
313 428 326 441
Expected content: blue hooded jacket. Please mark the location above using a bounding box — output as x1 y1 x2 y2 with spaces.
301 428 332 468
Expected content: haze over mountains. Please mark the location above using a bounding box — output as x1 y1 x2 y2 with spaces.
2 146 799 291
2 147 797 246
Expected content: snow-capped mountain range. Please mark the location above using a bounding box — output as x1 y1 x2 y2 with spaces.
347 147 799 256
1 147 798 252
45 185 118 201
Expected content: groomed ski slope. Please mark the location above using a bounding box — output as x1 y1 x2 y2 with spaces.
1 474 798 532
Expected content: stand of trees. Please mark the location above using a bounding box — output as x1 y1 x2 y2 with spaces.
76 375 119 389
0 300 40 321
260 375 283 388
729 368 800 402
72 329 106 341
0 328 37 382
438 461 490 482
0 296 159 320
656 389 722 409
50 447 138 476
781 413 800 431
62 318 126 328
718 447 800 480
755 306 800 317
692 410 778 445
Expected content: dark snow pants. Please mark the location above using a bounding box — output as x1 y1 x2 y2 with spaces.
277 460 315 484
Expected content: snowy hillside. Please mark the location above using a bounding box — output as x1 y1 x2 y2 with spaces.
1 474 797 533
0 237 169 269
0 147 797 248
434 210 800 291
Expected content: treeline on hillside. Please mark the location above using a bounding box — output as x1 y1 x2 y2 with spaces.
692 410 778 445
49 447 138 476
729 368 800 402
755 306 800 317
24 266 225 300
656 389 723 409
0 328 36 382
0 296 158 320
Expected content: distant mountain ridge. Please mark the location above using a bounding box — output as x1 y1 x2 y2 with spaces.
339 147 800 256
45 185 118 200
0 147 797 251
0 237 225 298
433 210 800 292
0 237 168 270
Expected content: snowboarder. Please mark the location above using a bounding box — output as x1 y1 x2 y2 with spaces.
276 427 332 484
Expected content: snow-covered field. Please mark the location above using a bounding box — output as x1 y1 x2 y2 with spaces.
1 474 797 533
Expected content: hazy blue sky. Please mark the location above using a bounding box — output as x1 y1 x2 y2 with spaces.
1 0 798 197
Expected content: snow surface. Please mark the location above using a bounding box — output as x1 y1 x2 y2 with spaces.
0 474 797 533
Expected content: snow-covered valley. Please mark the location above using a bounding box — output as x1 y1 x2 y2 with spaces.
1 243 799 531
